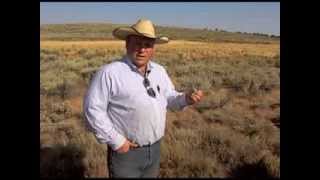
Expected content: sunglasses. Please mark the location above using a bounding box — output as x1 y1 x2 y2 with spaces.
143 77 156 98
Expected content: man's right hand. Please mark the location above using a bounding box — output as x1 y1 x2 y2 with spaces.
115 139 138 153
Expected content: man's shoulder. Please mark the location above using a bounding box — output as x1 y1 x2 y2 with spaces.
99 58 128 73
150 61 166 72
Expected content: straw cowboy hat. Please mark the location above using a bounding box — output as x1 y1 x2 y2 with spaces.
112 19 169 44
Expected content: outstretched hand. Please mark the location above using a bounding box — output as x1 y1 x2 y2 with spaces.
185 88 204 105
116 139 138 153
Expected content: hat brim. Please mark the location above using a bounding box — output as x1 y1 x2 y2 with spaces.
112 27 169 44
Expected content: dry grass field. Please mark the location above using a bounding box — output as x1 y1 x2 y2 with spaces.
41 40 279 58
40 25 280 178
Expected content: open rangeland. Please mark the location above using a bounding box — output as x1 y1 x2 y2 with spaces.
40 38 280 178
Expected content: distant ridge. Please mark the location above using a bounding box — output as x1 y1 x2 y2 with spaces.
40 23 279 43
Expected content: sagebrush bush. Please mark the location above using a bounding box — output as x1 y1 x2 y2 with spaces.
159 114 279 178
40 97 74 123
40 143 86 178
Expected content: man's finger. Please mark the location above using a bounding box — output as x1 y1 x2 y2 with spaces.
192 95 201 102
129 141 138 147
195 90 203 97
193 92 202 98
191 94 202 102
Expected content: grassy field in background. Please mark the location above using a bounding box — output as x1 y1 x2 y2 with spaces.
40 23 280 178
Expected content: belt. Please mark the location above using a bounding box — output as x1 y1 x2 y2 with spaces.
132 138 161 148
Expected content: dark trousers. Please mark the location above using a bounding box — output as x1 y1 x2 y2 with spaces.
107 139 161 178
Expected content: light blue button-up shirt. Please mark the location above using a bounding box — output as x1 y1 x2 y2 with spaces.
83 56 188 150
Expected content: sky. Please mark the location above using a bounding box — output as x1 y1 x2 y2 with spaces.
40 2 280 36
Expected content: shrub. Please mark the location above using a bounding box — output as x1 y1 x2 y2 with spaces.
40 143 86 178
40 97 74 123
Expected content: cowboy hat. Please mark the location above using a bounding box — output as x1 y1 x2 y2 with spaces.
112 19 169 44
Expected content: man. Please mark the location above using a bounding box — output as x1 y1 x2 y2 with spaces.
83 19 203 178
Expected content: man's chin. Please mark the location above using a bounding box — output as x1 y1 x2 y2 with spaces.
135 57 149 63
132 59 147 67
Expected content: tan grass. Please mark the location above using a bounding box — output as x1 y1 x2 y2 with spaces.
40 38 279 178
40 40 125 48
41 40 279 58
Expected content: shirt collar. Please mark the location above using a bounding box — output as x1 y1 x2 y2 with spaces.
123 55 154 74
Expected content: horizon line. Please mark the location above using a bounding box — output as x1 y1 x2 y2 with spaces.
40 21 280 36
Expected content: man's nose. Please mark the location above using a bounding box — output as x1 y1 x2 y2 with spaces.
137 46 147 52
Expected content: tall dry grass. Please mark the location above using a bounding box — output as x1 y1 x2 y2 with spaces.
40 39 280 178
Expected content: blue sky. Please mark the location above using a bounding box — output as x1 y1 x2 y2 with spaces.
40 2 280 35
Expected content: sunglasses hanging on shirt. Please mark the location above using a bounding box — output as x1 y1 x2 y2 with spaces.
143 70 156 98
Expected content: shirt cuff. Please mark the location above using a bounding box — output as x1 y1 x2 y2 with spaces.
109 132 126 151
179 93 189 110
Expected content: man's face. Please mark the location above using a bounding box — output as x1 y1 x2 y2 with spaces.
126 35 155 68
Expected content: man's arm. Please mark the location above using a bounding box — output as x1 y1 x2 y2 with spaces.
83 68 126 151
162 68 189 111
162 67 203 110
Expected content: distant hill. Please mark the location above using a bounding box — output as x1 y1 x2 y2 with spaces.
40 23 280 44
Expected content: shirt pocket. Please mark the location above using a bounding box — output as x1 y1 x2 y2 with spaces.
114 85 140 101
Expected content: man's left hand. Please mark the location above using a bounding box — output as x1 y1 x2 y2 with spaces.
185 88 204 105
